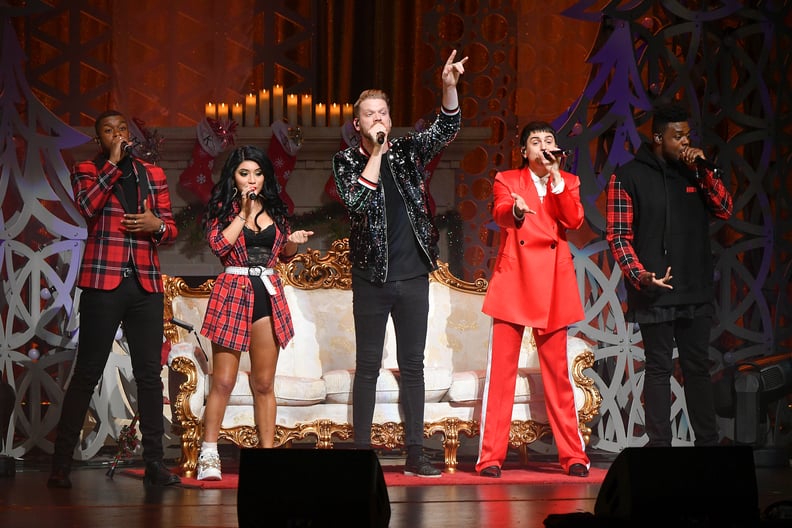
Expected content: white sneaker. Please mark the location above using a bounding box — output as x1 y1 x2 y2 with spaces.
196 451 222 481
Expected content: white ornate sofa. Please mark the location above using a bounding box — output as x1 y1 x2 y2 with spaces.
165 239 601 477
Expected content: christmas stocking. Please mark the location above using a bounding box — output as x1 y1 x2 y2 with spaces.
178 118 237 205
268 121 301 215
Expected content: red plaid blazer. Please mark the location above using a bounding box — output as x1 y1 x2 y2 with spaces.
72 156 177 293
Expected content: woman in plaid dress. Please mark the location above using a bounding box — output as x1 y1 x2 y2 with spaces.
197 145 313 480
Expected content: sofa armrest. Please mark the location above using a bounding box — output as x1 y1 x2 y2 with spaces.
567 337 602 444
167 342 207 423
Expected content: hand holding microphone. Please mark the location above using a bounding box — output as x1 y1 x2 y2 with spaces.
247 190 257 201
542 149 571 162
376 131 385 145
680 146 721 176
120 137 139 155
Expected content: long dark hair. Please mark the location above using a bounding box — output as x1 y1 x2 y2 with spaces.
202 145 289 233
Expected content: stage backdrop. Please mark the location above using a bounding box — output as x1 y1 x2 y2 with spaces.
1 1 789 461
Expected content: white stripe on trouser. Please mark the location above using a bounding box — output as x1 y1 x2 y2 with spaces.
224 266 276 295
476 319 495 466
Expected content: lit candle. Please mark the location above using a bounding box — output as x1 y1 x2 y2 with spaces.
232 102 243 124
245 93 257 126
218 103 228 120
272 84 284 123
329 103 341 127
315 103 326 127
259 89 270 126
287 93 298 124
301 94 312 126
205 102 216 120
342 103 353 124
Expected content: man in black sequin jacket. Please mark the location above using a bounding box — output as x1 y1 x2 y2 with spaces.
332 50 467 478
332 96 461 286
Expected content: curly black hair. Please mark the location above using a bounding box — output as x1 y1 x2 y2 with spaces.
202 145 289 234
652 103 690 136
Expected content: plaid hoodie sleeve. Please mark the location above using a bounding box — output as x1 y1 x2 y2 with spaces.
605 173 645 290
698 169 733 220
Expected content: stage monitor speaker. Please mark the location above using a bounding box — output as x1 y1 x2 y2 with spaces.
238 448 390 528
594 446 759 526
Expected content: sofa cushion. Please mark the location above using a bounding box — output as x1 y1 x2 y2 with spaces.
323 367 452 404
275 375 327 406
216 371 326 406
445 368 542 403
324 368 400 404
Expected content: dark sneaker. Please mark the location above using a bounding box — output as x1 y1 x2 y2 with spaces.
47 466 72 489
404 454 442 478
143 460 181 487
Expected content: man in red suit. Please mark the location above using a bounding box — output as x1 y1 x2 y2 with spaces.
476 121 590 478
48 110 180 488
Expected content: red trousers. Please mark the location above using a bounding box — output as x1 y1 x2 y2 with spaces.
475 320 589 473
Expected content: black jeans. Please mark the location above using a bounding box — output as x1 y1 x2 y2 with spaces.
640 315 719 447
52 276 166 467
351 275 429 456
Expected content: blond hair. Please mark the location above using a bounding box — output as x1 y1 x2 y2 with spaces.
353 89 390 119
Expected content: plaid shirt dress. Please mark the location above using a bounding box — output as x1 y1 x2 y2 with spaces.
200 213 295 351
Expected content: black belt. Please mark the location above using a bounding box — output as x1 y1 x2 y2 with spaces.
121 267 135 278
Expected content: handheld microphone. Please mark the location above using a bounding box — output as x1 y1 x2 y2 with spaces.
542 149 571 161
247 191 257 201
376 131 385 145
694 156 720 172
121 138 138 154
170 317 194 332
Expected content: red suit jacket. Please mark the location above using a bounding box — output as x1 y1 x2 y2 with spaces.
71 157 177 293
482 167 585 332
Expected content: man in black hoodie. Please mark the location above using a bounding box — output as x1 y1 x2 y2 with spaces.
606 103 733 447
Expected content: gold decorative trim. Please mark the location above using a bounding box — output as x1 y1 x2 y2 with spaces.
430 261 489 293
276 238 353 290
276 421 353 449
427 418 478 473
162 274 214 345
370 422 406 449
168 355 202 477
572 348 602 445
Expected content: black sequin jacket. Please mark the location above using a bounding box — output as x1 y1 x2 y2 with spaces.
332 110 461 285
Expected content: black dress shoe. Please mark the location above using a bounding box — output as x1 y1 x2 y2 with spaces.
479 465 502 478
143 460 181 487
568 463 589 477
47 466 72 489
404 454 442 478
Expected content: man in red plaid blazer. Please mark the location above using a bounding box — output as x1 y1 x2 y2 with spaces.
48 110 180 488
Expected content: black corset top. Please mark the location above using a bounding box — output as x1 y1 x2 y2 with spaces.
244 223 276 266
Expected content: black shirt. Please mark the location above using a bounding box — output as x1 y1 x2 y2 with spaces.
380 158 431 281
